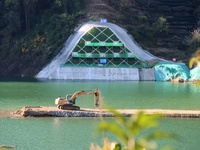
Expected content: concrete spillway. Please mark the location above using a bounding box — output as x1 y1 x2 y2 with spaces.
36 20 194 82
36 21 163 80
52 67 155 80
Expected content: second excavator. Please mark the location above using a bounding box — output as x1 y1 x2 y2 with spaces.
55 89 100 110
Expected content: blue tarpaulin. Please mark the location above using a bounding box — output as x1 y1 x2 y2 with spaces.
190 67 200 81
154 62 190 81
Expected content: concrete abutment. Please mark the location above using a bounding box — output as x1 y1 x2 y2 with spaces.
49 67 155 81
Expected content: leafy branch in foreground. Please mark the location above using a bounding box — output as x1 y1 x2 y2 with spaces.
91 108 178 150
195 81 200 88
189 49 200 88
189 49 200 69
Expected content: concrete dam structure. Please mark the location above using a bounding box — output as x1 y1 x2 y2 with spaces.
36 20 163 80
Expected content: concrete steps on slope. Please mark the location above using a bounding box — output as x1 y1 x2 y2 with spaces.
135 0 197 48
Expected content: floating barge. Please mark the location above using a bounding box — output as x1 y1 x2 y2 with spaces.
14 106 200 118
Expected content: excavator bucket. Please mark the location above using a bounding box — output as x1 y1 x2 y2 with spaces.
94 89 99 107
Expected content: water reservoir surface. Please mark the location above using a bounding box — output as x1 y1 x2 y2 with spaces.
0 78 200 149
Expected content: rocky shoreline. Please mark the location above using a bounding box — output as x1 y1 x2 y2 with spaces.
14 106 115 117
13 106 200 118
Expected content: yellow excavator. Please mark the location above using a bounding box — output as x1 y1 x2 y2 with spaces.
55 89 100 110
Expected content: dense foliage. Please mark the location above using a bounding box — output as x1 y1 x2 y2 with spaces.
1 0 200 76
0 0 85 76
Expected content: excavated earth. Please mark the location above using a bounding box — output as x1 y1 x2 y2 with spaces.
11 106 200 118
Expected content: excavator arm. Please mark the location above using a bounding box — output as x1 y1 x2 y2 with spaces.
68 89 99 106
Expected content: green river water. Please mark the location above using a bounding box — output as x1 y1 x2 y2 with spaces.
0 78 200 150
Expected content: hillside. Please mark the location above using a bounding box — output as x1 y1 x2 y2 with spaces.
84 0 199 61
0 0 199 77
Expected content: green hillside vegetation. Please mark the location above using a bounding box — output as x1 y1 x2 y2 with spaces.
0 0 200 77
0 0 84 76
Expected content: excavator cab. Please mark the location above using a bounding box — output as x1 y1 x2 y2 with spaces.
66 94 76 104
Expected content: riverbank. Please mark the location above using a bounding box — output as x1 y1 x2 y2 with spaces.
13 106 200 118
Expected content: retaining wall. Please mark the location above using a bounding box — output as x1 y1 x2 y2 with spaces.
48 67 155 81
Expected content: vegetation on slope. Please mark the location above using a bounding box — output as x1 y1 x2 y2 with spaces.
0 0 85 76
0 0 200 77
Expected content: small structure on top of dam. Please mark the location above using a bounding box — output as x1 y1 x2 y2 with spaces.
36 19 187 81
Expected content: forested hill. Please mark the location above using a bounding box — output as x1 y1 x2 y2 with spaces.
0 0 200 77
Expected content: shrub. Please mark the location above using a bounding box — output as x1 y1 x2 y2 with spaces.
152 17 169 34
91 108 177 150
188 28 200 51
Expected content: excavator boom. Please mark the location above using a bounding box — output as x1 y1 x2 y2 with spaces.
69 89 99 106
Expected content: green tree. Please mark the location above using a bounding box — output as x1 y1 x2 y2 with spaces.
189 49 200 87
152 17 169 34
91 108 177 150
1 0 21 48
51 0 82 14
23 0 38 34
189 49 200 69
188 28 200 51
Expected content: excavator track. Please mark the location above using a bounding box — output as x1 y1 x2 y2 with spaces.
58 104 80 110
